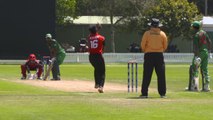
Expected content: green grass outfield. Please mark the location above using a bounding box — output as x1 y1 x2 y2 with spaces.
0 63 213 120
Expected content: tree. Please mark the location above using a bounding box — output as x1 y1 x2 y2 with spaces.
75 0 202 51
76 0 138 52
123 0 202 44
100 0 132 53
56 0 76 25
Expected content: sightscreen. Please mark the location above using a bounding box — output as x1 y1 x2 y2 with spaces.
0 0 55 59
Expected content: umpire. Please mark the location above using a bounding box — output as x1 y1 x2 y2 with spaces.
140 18 168 98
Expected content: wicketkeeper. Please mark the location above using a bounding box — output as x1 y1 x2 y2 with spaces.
188 21 212 91
20 54 43 80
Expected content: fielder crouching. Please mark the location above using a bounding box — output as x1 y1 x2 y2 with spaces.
20 54 43 80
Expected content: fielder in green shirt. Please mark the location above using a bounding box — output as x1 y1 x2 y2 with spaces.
189 21 212 91
46 33 66 80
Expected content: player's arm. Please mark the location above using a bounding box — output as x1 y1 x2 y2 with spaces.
50 44 57 57
100 36 105 53
50 48 57 57
25 61 30 73
206 33 212 59
141 31 148 52
206 33 212 52
102 40 105 53
193 44 199 56
161 31 168 52
47 40 58 58
193 35 199 56
96 23 102 31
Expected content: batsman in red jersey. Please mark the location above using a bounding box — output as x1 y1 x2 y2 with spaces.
88 24 105 93
20 54 43 80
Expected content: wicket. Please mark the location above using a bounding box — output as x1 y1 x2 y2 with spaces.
127 62 138 92
42 56 50 79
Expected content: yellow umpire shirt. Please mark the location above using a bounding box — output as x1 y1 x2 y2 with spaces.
141 28 168 53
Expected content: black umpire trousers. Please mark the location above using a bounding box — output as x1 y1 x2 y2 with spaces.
89 54 105 87
141 52 166 96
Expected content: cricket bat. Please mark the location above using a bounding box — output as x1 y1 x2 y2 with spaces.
43 58 56 80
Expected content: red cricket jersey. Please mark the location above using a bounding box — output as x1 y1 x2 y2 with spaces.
88 33 105 54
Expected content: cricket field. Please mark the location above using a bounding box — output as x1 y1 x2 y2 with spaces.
0 64 213 120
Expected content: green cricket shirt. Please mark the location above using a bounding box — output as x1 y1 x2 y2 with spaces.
193 29 210 52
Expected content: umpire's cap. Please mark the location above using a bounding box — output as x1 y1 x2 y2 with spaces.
148 18 163 28
89 25 97 34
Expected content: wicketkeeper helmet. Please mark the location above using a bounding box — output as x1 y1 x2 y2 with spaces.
29 54 36 61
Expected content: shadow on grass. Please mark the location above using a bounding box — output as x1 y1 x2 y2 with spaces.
127 96 167 99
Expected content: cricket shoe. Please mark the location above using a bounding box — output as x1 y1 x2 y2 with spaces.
189 81 199 92
193 86 199 91
98 87 104 93
51 77 61 81
191 87 199 92
185 86 198 91
160 95 167 98
185 87 190 91
139 95 148 99
203 83 210 92
51 78 61 81
94 84 99 89
21 76 26 80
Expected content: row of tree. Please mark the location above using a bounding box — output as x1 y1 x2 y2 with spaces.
56 0 210 52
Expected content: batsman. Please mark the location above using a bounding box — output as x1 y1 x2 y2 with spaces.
188 21 212 91
44 33 66 80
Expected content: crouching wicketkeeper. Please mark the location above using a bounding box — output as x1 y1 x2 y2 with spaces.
21 54 43 80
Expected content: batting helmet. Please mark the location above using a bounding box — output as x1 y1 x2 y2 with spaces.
45 33 52 39
191 21 201 29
